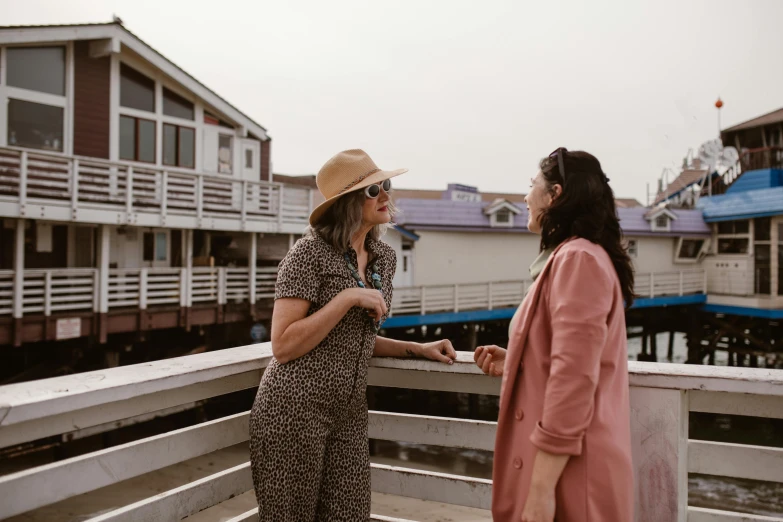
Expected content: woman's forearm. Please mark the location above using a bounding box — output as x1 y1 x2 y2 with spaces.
528 449 569 493
273 294 355 364
373 336 421 357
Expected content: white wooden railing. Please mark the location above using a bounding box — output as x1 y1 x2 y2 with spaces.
0 267 279 317
0 147 313 233
391 270 707 316
0 269 706 318
0 345 780 521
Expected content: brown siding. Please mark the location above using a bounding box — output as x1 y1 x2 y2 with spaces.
73 41 111 159
260 138 271 181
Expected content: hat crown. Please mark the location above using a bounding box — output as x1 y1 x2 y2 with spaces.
316 149 380 199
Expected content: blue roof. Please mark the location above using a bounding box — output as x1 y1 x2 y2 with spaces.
698 185 783 222
725 169 783 194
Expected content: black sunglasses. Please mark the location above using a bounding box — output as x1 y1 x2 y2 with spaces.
548 147 568 184
364 179 392 199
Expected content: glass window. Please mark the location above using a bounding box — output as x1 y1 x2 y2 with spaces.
138 120 156 163
655 215 669 229
163 124 178 166
155 232 167 261
163 88 194 120
8 99 64 152
179 127 195 168
754 244 771 295
162 124 195 168
119 116 136 161
495 209 511 223
245 148 253 169
677 239 704 259
717 220 750 235
218 135 233 174
754 217 771 241
627 239 638 257
143 232 154 261
119 116 156 163
120 63 155 112
717 238 749 254
7 46 66 96
778 223 783 295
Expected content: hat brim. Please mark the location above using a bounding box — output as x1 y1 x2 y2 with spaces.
308 168 408 226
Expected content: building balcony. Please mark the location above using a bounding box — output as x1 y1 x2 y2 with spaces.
0 344 780 521
0 147 315 234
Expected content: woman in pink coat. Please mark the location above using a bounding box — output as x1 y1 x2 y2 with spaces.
474 148 635 521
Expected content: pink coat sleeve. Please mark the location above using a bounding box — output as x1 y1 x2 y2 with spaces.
529 250 613 456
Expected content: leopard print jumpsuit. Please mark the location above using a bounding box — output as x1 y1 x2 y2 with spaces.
249 233 395 521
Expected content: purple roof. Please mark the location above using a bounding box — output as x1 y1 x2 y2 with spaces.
394 199 710 236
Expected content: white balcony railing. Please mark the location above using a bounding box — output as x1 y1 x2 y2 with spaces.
0 147 314 233
0 345 780 521
0 269 707 319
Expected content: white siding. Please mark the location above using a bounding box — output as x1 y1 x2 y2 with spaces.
383 231 404 288
628 236 679 273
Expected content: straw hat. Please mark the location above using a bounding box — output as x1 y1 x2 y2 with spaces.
309 149 408 226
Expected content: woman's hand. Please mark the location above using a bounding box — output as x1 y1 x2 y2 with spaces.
415 340 457 364
521 484 556 522
341 288 387 320
473 345 506 376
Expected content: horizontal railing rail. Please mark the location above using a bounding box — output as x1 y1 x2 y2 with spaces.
0 344 780 521
0 147 314 233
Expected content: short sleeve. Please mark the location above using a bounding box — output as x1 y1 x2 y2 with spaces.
274 238 321 303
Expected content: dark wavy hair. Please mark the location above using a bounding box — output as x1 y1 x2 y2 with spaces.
538 150 636 307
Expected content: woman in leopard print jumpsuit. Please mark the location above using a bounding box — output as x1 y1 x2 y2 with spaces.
250 150 457 521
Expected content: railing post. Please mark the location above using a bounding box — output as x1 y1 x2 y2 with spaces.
241 180 248 229
93 269 100 312
18 151 28 216
420 286 426 315
125 166 134 221
185 229 193 308
703 269 708 294
160 171 168 226
44 271 53 316
98 225 110 315
249 232 257 306
679 271 684 296
277 185 285 229
218 267 227 305
71 158 79 220
488 282 493 310
179 268 188 307
649 272 655 298
196 176 204 225
12 220 25 320
453 284 459 313
139 269 148 310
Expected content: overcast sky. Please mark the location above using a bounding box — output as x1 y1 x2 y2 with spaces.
3 0 783 203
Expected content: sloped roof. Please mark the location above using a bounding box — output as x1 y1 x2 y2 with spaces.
394 199 710 236
698 186 783 222
653 169 708 205
723 107 783 133
483 198 523 215
393 188 528 203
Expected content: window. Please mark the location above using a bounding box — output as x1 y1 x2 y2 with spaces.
717 220 749 235
163 88 194 120
495 209 511 224
218 135 233 174
163 124 195 168
8 99 64 151
7 46 65 95
717 238 749 254
120 116 156 163
245 149 254 169
676 238 705 262
627 239 638 258
120 64 155 112
143 232 167 261
754 217 771 241
778 223 783 295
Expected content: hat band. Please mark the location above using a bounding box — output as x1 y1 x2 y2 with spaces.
337 168 381 195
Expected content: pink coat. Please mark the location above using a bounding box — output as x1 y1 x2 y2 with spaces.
493 239 634 521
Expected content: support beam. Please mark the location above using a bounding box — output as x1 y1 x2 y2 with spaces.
249 232 257 306
12 219 25 346
97 225 111 342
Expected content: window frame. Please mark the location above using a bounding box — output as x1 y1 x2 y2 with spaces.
0 43 74 155
162 122 195 169
627 239 638 258
119 115 157 164
715 219 752 256
674 237 707 264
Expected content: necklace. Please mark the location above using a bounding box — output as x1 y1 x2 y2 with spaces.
344 252 384 332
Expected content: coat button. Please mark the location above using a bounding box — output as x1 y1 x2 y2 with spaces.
513 457 523 469
515 409 524 421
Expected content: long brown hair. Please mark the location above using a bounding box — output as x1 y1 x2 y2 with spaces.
309 191 398 252
539 150 636 307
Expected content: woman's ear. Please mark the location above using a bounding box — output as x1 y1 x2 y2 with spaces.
550 183 563 202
